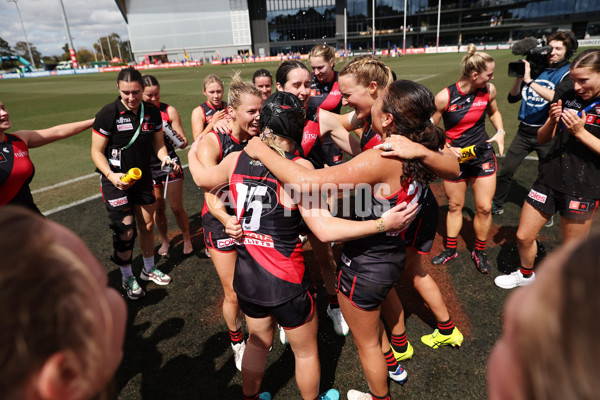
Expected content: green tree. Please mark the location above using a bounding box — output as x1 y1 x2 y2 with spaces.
0 36 17 70
0 37 12 56
76 48 94 64
14 41 41 66
94 33 126 61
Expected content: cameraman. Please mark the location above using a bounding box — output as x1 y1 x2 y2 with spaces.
492 31 577 216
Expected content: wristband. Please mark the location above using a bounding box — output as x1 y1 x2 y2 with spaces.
375 218 386 233
525 80 533 87
106 172 112 180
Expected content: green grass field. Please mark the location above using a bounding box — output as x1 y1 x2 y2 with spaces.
0 50 526 213
0 51 576 399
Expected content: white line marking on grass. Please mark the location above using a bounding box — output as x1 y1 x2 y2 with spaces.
32 173 98 194
413 74 437 82
41 163 190 216
43 194 103 216
33 146 190 194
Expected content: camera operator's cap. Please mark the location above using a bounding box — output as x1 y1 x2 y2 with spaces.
260 91 306 147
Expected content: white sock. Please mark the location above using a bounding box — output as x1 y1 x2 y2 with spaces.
120 265 133 281
143 256 155 273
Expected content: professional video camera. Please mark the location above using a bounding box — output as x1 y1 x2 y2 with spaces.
508 37 552 78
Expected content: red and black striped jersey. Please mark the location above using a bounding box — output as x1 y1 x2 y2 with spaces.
442 83 490 149
342 177 422 272
360 117 383 151
230 151 311 306
201 131 248 233
195 101 229 131
0 133 38 213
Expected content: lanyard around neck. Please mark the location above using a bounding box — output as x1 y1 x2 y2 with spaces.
122 101 144 150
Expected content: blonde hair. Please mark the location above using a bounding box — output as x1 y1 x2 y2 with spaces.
339 54 392 89
261 130 287 158
309 44 336 66
227 71 262 109
461 44 494 79
0 207 111 398
203 74 224 91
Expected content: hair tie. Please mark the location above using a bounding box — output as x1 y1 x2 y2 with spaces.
421 118 433 131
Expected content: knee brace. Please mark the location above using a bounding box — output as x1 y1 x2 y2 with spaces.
109 210 137 266
243 339 269 373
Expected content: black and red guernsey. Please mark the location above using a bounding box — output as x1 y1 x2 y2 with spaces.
195 101 228 131
201 131 248 234
230 151 311 307
307 72 343 117
360 117 383 151
0 133 38 212
442 83 491 149
149 102 178 171
307 72 345 166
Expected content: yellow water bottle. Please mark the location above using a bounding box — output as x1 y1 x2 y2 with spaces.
459 145 478 163
121 167 142 183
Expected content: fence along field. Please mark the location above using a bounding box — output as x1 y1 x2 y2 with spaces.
0 50 524 213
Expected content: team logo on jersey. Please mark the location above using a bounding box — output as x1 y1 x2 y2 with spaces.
565 99 582 109
482 162 494 172
0 152 6 163
596 106 600 114
448 104 463 112
117 123 133 131
472 100 488 108
569 200 589 212
528 188 547 204
141 122 154 131
2 147 8 153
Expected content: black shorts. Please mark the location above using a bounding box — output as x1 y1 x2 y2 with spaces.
404 187 438 254
151 156 184 187
237 287 316 329
100 174 154 212
203 212 237 252
446 151 497 182
335 252 404 311
526 181 600 221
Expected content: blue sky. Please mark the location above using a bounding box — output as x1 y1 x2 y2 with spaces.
0 0 128 57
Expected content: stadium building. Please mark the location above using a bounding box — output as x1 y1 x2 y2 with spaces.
115 0 600 62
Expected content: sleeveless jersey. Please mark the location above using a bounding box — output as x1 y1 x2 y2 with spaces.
307 72 343 116
342 178 422 283
301 118 324 169
360 117 383 151
195 101 228 131
231 151 310 306
0 133 38 213
201 131 248 234
307 72 344 166
149 102 179 172
442 83 491 149
538 91 600 198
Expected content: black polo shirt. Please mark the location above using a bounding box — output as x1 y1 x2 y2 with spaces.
93 97 162 174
